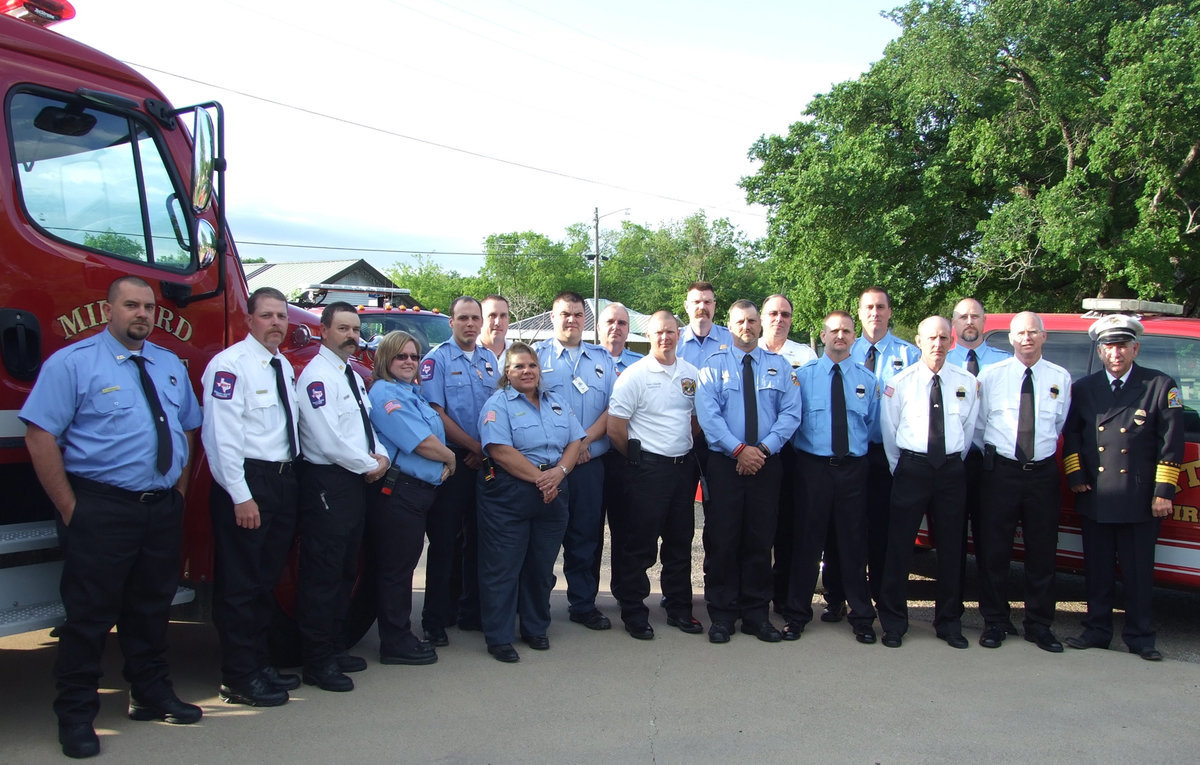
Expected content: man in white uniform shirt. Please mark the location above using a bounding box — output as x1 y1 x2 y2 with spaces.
974 312 1071 652
202 287 302 707
295 303 389 691
607 311 703 639
877 315 979 649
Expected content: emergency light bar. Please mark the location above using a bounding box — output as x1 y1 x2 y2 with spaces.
1 0 75 26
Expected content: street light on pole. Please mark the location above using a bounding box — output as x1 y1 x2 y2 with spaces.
593 206 629 343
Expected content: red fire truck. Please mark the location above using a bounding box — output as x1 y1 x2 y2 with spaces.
0 1 336 643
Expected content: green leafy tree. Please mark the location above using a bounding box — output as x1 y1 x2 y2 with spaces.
384 254 482 313
82 229 145 260
743 0 1200 321
478 232 591 318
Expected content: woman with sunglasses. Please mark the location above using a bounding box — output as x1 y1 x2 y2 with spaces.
476 342 585 662
367 331 457 666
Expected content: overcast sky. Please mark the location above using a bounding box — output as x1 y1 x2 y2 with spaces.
59 0 901 274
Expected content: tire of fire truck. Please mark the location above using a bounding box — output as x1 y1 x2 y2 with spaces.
267 537 378 668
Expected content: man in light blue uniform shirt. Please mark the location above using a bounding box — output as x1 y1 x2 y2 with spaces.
677 280 733 369
945 297 1011 374
536 291 616 629
22 276 203 757
695 300 802 644
826 286 920 616
599 302 644 374
418 296 500 644
945 296 1012 603
780 311 881 644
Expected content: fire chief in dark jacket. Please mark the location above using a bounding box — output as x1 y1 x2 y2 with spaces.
1062 314 1184 661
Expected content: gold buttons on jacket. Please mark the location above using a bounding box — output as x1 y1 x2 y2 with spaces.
1120 428 1127 433
1099 446 1105 452
1099 426 1105 432
1098 466 1105 472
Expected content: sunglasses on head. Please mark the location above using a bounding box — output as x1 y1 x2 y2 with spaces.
392 353 421 362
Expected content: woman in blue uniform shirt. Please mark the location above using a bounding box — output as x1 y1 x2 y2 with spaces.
476 342 585 663
367 331 457 666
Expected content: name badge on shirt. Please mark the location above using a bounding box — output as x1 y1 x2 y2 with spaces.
572 376 589 394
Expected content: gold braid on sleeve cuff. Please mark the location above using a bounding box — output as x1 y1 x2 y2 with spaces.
1063 453 1082 475
1156 462 1181 487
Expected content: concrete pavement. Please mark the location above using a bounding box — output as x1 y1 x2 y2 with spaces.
3 583 1199 764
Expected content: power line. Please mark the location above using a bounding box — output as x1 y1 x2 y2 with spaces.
126 60 764 221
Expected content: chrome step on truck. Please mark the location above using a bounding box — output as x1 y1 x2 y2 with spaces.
0 520 193 638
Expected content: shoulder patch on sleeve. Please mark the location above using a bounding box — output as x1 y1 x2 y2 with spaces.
384 399 403 414
212 371 236 400
420 358 436 382
1168 387 1183 409
306 381 327 408
483 410 497 424
883 385 894 398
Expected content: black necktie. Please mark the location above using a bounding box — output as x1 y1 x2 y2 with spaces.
928 373 946 468
742 353 758 446
345 364 375 453
831 362 849 457
865 345 878 375
130 356 172 475
1112 378 1123 397
271 357 297 460
966 349 979 377
1016 367 1035 462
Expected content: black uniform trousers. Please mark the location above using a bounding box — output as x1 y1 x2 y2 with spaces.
594 450 627 586
422 449 479 632
1078 516 1161 651
877 451 966 636
823 440 892 606
369 474 436 656
562 457 605 615
703 451 782 625
770 444 798 612
54 478 182 725
977 456 1060 630
609 452 698 627
211 460 297 686
959 446 985 601
476 469 569 646
297 461 367 668
784 452 875 628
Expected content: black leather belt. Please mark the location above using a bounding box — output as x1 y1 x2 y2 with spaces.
397 473 438 490
69 475 173 504
245 458 295 474
799 451 864 467
996 454 1056 471
901 449 962 462
642 450 691 465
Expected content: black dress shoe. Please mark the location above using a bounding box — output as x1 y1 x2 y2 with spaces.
303 662 354 692
336 653 368 673
488 643 520 663
128 693 203 724
741 621 783 643
781 621 805 641
979 624 1007 649
380 645 438 665
521 634 550 650
569 609 612 630
1066 634 1110 650
625 622 655 640
666 614 704 634
59 722 100 759
708 621 733 644
261 666 301 691
854 626 878 645
882 632 903 648
220 675 289 707
1137 646 1163 661
423 626 450 647
939 632 969 649
1025 629 1064 653
820 603 847 623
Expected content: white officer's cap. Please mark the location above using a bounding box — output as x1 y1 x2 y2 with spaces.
1088 314 1143 344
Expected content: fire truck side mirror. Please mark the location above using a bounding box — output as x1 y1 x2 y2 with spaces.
191 108 214 213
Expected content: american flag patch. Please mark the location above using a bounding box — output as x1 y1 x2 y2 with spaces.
883 385 894 397
484 410 497 424
384 400 403 414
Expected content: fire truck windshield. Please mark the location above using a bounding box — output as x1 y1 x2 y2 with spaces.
8 90 192 270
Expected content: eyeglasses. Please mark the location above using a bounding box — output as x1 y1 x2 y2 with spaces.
392 353 421 362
